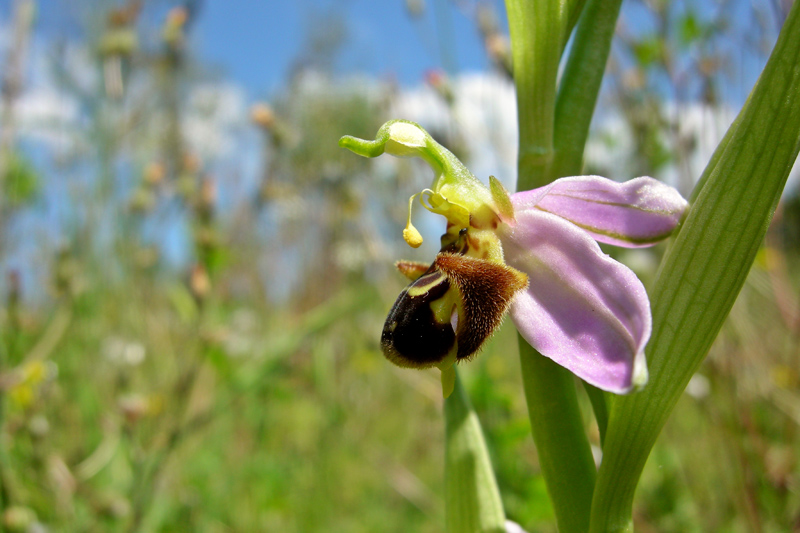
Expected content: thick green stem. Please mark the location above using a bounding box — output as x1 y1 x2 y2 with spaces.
506 1 606 530
563 0 589 48
505 0 564 190
518 339 596 533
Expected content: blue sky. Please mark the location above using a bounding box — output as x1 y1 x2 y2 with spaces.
0 0 790 301
1 0 505 96
191 0 504 95
1 0 776 105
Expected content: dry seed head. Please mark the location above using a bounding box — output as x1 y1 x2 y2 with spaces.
143 162 165 186
167 6 188 27
190 264 211 300
251 102 276 129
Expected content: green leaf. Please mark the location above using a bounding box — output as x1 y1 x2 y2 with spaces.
205 343 233 380
677 11 703 48
553 0 624 178
167 283 199 324
590 3 800 531
445 370 506 533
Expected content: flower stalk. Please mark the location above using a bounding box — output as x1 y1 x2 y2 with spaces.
445 369 507 533
505 0 627 529
504 0 561 189
519 341 596 533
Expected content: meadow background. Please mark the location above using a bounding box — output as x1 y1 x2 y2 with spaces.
0 0 799 531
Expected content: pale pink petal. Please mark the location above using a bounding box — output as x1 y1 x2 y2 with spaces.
512 176 688 248
499 209 650 393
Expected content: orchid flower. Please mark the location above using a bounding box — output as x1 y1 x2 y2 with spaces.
340 120 688 398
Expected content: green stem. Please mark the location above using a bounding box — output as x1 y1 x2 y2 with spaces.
518 339 596 533
445 369 506 533
506 2 603 530
563 0 589 48
505 0 564 190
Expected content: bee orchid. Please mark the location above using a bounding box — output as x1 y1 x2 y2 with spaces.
340 120 688 398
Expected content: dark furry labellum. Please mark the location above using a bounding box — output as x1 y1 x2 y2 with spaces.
435 253 528 360
381 252 528 368
381 269 456 368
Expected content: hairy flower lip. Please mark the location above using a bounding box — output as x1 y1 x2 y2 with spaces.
382 252 528 371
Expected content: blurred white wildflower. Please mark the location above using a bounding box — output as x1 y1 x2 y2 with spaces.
685 373 711 399
222 308 259 358
184 83 247 158
505 520 529 533
333 240 369 271
28 414 50 438
103 337 146 366
118 393 150 423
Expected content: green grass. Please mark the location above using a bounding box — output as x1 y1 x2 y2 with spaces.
2 242 798 532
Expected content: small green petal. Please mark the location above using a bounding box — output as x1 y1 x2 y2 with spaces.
489 175 514 222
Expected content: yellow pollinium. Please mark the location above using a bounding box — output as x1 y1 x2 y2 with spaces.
403 193 424 248
403 224 423 248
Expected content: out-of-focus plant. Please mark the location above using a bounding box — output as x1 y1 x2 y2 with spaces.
0 0 35 211
0 0 414 530
98 0 141 99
